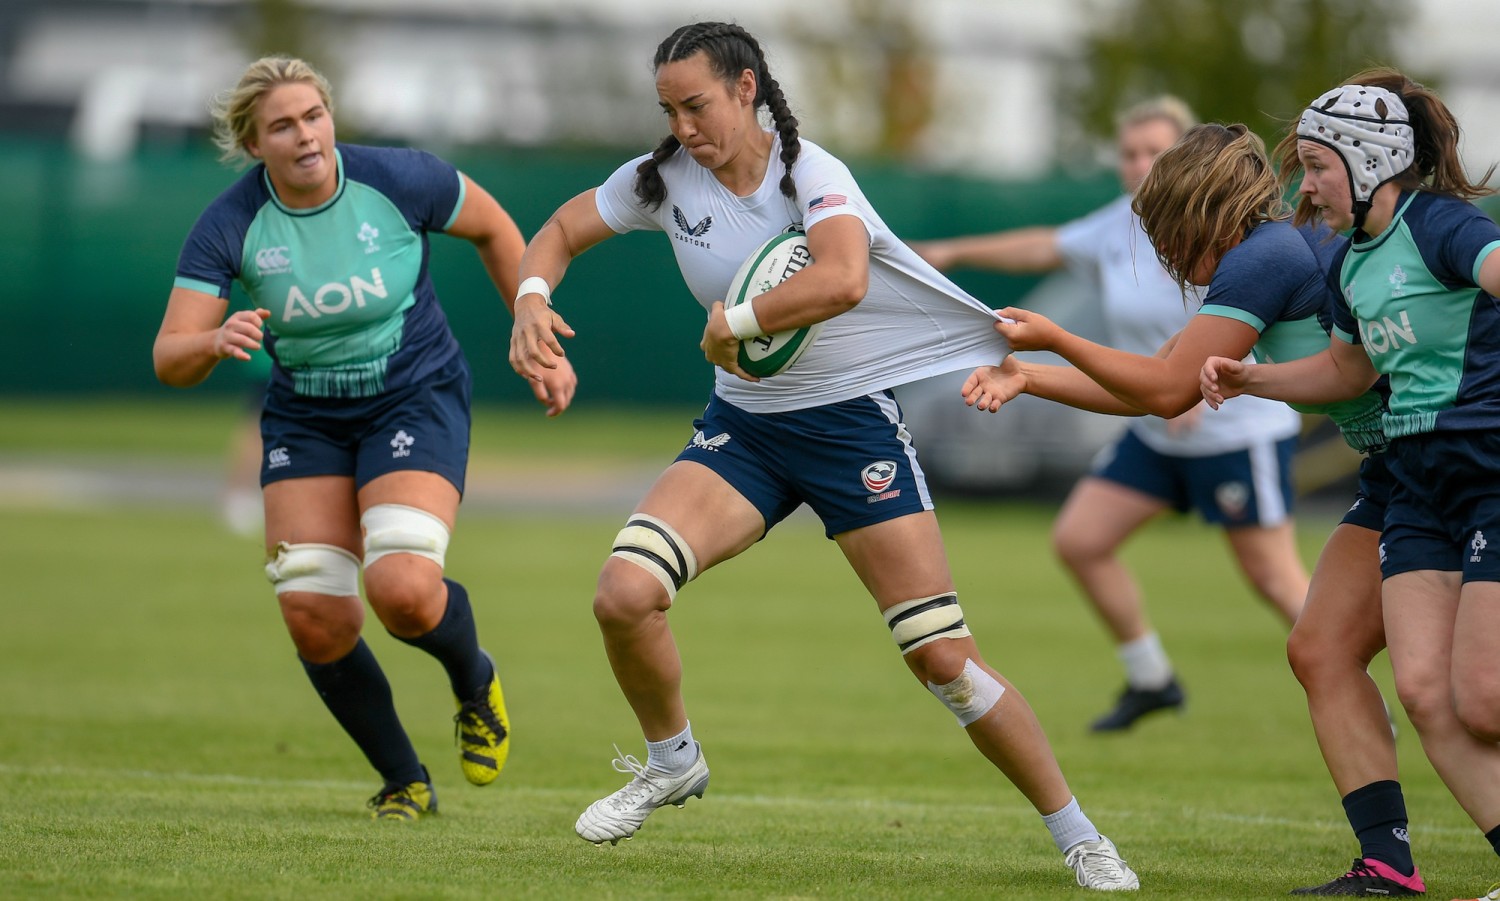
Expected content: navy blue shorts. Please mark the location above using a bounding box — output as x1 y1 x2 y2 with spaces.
1340 452 1393 532
1381 431 1500 582
1092 429 1298 527
675 391 933 539
259 352 471 494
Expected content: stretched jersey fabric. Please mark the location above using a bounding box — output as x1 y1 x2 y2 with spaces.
1055 195 1301 456
1329 190 1500 437
174 144 467 399
1197 220 1387 454
594 135 1006 413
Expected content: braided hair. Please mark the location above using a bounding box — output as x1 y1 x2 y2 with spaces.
634 22 801 210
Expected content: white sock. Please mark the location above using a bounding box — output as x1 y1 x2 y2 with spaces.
1042 796 1101 854
645 722 697 774
1118 633 1173 690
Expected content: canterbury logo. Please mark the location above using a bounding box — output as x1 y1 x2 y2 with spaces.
672 206 712 237
255 246 291 273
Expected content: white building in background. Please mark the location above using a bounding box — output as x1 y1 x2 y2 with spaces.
7 0 1500 178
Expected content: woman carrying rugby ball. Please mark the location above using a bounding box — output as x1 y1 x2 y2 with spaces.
508 20 1139 892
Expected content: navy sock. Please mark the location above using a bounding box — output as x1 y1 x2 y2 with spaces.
1342 780 1415 876
301 638 425 787
391 578 491 700
1486 823 1500 858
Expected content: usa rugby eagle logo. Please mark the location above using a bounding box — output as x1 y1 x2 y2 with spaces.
673 206 713 238
861 461 898 493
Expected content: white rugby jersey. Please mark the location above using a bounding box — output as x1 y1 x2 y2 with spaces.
1055 195 1301 455
594 135 1006 413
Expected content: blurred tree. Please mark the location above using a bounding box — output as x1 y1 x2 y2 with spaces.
791 0 934 158
232 0 346 134
1064 0 1416 147
238 0 324 62
855 0 935 157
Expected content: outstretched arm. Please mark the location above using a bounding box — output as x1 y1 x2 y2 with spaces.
998 307 1259 418
962 356 1144 415
910 227 1063 274
1201 340 1378 409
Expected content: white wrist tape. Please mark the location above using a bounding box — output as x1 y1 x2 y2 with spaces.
517 276 552 306
725 301 766 339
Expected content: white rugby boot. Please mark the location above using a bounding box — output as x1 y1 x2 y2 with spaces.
1064 836 1140 891
575 742 710 845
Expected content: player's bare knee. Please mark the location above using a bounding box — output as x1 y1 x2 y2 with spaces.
1287 615 1379 686
593 559 673 630
1392 666 1450 734
1052 526 1106 569
1285 625 1324 688
364 558 442 629
902 634 973 686
1454 683 1500 742
286 620 361 663
277 592 363 662
371 587 443 637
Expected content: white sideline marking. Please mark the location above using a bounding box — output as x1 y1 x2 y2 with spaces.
0 762 1478 837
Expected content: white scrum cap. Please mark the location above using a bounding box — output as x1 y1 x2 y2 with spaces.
1296 84 1414 227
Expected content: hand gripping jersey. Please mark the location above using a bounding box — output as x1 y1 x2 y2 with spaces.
594 135 1007 413
1329 190 1500 438
1196 220 1388 454
1055 195 1301 456
174 144 467 399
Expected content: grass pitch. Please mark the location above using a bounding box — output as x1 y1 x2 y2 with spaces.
0 399 1491 899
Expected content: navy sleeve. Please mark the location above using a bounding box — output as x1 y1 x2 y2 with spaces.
173 182 257 299
1200 223 1323 329
1421 197 1500 288
350 145 464 233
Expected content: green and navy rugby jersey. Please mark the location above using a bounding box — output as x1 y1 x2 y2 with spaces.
1196 221 1387 453
1330 191 1500 438
174 144 467 399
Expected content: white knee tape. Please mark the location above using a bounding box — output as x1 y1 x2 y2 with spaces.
264 541 361 597
610 513 699 599
927 658 1006 727
883 593 972 655
361 503 450 568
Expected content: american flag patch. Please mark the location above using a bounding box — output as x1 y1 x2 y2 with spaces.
807 193 847 213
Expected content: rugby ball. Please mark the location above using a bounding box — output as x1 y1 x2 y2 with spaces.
725 231 822 378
